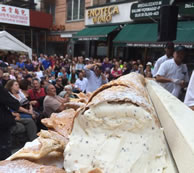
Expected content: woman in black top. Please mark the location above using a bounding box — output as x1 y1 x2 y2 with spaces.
0 85 20 160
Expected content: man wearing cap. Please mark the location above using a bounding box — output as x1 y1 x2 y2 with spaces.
153 42 174 77
144 62 153 77
156 46 189 98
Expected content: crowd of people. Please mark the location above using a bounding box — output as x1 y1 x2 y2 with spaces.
0 42 193 160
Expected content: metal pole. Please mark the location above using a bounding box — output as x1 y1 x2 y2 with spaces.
23 31 25 44
36 32 39 55
31 29 33 51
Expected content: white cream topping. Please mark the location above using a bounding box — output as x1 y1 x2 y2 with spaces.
64 102 167 173
24 138 41 150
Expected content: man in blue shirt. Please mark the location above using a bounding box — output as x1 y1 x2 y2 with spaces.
84 63 108 93
42 56 51 70
16 57 25 69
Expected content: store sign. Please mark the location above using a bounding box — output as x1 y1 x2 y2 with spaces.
130 1 162 20
179 2 194 16
87 6 119 24
78 37 100 41
0 5 29 26
85 2 134 26
127 43 164 48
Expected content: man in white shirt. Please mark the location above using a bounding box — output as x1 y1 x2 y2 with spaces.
156 46 189 98
75 71 88 93
84 63 108 93
153 42 174 77
184 71 194 110
43 84 69 117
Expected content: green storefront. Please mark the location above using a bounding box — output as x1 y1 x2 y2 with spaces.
73 0 194 64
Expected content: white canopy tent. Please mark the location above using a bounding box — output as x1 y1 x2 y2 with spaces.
0 31 32 59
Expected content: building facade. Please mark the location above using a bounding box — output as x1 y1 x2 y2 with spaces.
0 0 53 55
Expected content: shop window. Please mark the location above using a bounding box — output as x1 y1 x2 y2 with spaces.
44 1 56 24
67 0 85 21
97 46 107 57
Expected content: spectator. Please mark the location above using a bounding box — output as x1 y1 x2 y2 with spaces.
69 60 76 73
153 42 174 76
75 56 85 72
144 62 153 77
156 46 189 98
16 57 25 69
28 78 46 111
35 65 44 81
5 81 37 142
55 77 64 95
64 85 75 98
2 73 10 86
32 54 39 69
10 59 18 69
5 80 36 119
40 78 49 88
38 53 45 63
16 74 23 83
85 58 91 65
68 69 78 84
54 60 61 78
130 61 139 73
42 56 51 70
138 64 144 75
9 68 16 80
102 57 112 72
84 63 108 93
111 63 122 79
19 79 31 96
74 71 88 93
123 62 132 75
25 59 34 71
0 85 20 160
43 84 69 117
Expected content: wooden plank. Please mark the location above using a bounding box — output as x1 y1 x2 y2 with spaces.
146 80 194 173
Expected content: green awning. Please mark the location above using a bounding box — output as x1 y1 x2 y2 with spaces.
74 25 118 40
114 21 194 45
176 21 194 43
113 23 157 43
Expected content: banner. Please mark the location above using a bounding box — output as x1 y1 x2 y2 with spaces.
0 4 29 26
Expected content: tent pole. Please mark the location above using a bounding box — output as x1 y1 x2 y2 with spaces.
36 32 39 55
31 29 33 51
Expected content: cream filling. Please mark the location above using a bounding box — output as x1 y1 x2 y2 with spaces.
64 102 167 173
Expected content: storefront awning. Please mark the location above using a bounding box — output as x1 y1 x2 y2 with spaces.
114 21 194 48
113 23 157 44
74 25 119 41
176 21 194 44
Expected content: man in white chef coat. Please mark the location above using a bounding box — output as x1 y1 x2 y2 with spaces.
184 71 194 110
153 42 174 77
156 46 189 98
